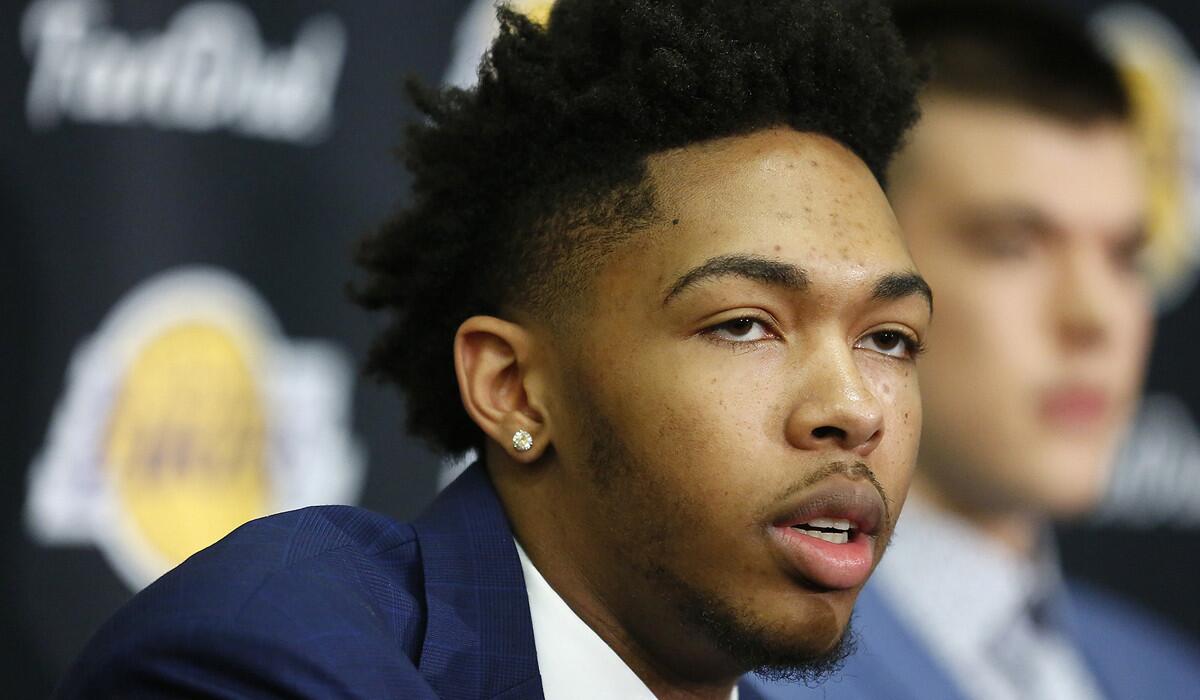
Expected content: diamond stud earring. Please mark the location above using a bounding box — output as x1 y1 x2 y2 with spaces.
512 429 534 452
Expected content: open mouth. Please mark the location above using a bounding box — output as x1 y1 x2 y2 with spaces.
790 517 856 545
768 475 887 590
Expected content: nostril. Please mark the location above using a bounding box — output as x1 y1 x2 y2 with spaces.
811 425 847 441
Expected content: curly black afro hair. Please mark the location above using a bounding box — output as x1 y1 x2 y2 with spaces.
355 0 923 455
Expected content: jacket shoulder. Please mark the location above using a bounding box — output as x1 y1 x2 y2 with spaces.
1068 580 1200 695
57 506 433 699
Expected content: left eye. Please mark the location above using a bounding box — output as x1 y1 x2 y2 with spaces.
856 330 918 359
709 317 774 342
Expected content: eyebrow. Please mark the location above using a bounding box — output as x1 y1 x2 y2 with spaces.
663 254 809 305
874 272 933 312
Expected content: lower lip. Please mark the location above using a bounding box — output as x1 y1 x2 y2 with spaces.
1041 392 1108 428
769 525 876 590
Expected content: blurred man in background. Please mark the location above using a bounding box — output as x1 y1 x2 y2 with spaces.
755 1 1200 698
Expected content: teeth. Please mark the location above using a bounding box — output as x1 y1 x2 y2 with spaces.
804 517 852 531
799 530 849 544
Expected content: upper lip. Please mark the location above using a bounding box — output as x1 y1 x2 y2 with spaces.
770 475 887 537
1043 380 1107 396
1041 383 1110 410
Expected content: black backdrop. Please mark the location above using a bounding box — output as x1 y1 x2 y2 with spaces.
4 1 1199 696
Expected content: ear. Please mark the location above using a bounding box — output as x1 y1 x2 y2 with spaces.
454 315 551 462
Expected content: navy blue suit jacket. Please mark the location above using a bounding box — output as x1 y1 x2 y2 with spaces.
749 581 1200 700
58 464 769 699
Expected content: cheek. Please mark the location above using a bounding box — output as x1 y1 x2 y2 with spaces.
863 360 920 414
922 275 1044 408
900 379 923 448
613 352 803 543
863 363 922 476
1117 292 1153 373
656 367 781 483
600 382 768 572
636 338 784 422
948 278 1037 349
604 355 768 484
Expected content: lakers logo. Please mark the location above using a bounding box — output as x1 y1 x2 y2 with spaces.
1094 5 1200 307
26 267 363 590
106 322 270 566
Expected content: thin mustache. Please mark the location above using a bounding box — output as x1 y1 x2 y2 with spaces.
769 461 893 528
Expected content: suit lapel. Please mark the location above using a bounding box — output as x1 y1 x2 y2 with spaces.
412 463 544 699
1061 586 1137 700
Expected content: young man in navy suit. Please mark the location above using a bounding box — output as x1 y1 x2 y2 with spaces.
754 2 1200 699
58 1 931 697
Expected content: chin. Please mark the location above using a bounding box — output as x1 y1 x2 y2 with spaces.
1042 485 1107 519
661 568 856 682
742 618 858 685
710 593 854 677
771 602 848 656
1033 450 1114 517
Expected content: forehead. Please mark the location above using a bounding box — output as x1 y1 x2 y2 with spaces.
623 129 911 292
897 96 1144 230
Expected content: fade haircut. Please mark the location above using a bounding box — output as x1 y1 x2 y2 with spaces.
355 0 922 454
891 0 1130 125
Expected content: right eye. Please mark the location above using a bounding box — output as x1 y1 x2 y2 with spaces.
705 317 776 343
977 231 1034 259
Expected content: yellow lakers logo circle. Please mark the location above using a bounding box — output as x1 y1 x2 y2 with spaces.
105 323 269 566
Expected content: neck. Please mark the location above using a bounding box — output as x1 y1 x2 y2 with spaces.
487 453 741 699
909 476 1044 558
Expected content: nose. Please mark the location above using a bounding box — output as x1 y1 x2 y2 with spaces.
785 346 885 457
1053 248 1114 350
